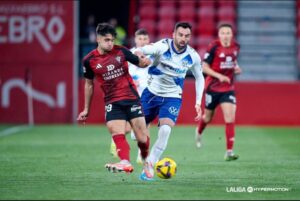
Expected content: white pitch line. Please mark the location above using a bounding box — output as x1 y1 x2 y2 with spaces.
0 125 32 137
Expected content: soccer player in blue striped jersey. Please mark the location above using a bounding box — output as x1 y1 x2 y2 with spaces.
135 22 205 181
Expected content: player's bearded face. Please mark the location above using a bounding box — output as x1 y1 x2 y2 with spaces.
97 34 115 52
173 27 191 50
218 27 233 47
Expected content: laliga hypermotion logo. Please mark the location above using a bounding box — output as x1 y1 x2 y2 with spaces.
0 15 65 52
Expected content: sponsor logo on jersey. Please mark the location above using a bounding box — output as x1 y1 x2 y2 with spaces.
226 56 233 62
161 61 186 74
106 64 115 71
220 56 234 69
96 64 102 69
102 67 124 80
168 106 179 116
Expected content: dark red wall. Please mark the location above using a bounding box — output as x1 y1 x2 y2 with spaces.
79 79 300 126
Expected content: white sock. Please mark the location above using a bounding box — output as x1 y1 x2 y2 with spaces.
148 125 171 165
137 149 142 161
226 149 233 156
120 160 131 165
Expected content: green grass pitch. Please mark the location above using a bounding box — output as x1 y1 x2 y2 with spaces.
0 124 299 200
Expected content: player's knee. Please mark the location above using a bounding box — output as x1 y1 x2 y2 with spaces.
106 124 115 133
125 127 131 134
224 115 235 123
203 115 212 124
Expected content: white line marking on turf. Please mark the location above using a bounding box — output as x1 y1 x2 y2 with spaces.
0 126 32 137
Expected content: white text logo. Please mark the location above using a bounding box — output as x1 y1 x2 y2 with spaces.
0 15 65 52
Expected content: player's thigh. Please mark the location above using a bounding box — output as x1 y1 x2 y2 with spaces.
106 120 128 135
105 102 128 134
140 88 160 124
130 117 149 142
220 103 236 123
219 91 236 123
158 98 182 126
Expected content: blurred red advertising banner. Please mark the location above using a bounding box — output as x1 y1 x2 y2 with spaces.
0 1 78 124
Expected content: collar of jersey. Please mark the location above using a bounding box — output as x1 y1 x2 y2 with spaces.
171 40 187 55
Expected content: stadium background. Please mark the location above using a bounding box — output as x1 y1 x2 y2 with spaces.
0 0 300 126
1 1 300 200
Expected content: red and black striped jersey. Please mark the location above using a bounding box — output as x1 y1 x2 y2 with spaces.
203 39 240 92
82 45 140 104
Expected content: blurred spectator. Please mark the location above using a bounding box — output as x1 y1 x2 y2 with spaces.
85 14 96 43
108 18 127 46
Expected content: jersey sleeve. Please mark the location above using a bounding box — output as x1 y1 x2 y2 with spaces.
82 57 94 80
138 39 167 56
120 47 139 66
203 42 218 65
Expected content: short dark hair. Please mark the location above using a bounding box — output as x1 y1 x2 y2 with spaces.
96 23 117 37
218 23 233 31
174 22 192 31
135 28 149 36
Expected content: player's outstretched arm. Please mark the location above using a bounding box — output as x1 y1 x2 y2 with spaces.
190 57 205 121
122 47 150 68
203 62 230 83
77 78 94 122
234 61 242 75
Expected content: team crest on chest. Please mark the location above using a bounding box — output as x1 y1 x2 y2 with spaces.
219 53 225 58
182 60 188 67
115 56 121 63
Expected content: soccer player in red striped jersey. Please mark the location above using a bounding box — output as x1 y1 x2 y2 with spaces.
77 23 152 177
195 23 242 161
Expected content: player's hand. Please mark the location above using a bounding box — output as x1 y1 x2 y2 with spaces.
218 74 231 83
139 57 151 67
134 50 144 58
77 110 89 122
234 66 242 74
194 103 202 121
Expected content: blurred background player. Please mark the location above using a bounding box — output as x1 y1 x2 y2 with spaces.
77 23 152 175
129 28 151 96
195 23 242 161
108 18 127 46
110 28 151 163
135 22 205 180
129 28 151 163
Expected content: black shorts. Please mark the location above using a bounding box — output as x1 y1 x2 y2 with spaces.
105 99 144 122
205 91 236 110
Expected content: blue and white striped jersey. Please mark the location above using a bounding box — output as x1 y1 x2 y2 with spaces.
139 38 204 105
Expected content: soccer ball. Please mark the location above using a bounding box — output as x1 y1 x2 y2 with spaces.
155 157 177 179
